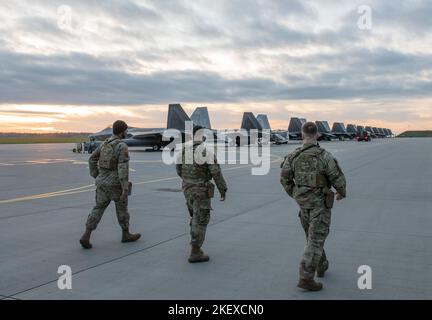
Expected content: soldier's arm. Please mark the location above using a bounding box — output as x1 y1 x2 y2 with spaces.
88 145 101 178
325 154 347 198
117 143 130 191
280 155 295 198
208 155 227 196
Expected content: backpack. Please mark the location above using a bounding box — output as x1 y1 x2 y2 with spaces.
98 139 120 170
292 146 327 188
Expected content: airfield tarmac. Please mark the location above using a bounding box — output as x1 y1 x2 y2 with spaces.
0 138 431 300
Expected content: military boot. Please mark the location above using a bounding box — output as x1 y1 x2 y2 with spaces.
297 279 323 291
80 228 93 249
297 263 323 291
188 245 210 263
317 260 329 278
121 229 141 243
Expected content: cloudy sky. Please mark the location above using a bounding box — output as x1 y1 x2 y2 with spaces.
0 0 431 133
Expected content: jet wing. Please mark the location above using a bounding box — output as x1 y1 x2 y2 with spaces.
121 130 167 149
130 130 164 139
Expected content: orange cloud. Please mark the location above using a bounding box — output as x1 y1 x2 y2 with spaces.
1 98 431 134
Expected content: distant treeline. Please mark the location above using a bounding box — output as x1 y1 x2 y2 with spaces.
0 132 90 138
0 132 91 144
398 131 432 138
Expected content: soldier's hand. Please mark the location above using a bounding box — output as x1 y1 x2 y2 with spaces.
336 192 343 201
220 194 226 202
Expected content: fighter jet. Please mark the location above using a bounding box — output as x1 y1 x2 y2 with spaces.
89 104 195 151
222 112 266 146
88 126 154 142
388 129 394 137
346 124 358 139
288 117 307 140
372 127 385 138
238 112 265 146
190 106 233 146
365 126 378 138
256 114 289 145
378 128 387 138
355 125 371 141
315 121 337 141
191 107 212 129
383 128 393 137
331 122 352 140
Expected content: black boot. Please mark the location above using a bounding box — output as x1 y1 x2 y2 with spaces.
80 228 93 249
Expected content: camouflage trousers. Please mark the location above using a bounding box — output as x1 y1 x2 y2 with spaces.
299 206 331 279
86 186 130 231
184 189 212 247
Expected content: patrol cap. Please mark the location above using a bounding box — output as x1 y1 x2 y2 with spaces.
113 120 128 135
302 122 318 136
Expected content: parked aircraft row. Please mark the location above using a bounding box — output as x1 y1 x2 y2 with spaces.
288 118 394 142
86 104 393 151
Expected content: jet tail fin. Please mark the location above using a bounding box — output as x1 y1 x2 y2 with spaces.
288 117 306 133
346 124 358 134
167 104 191 131
241 112 262 131
191 107 212 129
256 114 271 130
332 122 347 133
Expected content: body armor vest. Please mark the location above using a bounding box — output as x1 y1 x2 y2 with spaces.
292 147 328 188
98 139 120 170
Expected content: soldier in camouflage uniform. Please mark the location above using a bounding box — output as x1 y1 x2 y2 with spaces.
176 126 227 263
80 120 141 249
280 122 346 291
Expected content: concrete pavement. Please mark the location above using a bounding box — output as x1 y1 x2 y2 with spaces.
0 138 431 299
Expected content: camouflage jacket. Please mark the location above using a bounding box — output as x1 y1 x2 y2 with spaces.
176 142 227 196
89 135 129 190
280 143 346 208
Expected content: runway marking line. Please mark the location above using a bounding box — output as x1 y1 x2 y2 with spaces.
0 154 284 205
0 159 76 166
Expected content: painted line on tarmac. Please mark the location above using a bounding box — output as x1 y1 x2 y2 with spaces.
8 193 285 299
72 160 164 165
0 184 95 204
0 154 283 205
0 159 76 166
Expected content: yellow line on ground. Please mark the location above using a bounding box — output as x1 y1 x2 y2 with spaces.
0 154 284 205
0 159 76 166
0 185 95 204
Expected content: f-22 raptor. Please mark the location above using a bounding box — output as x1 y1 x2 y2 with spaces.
89 104 195 151
256 114 289 145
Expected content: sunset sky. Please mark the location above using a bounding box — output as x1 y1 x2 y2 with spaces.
0 0 431 134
